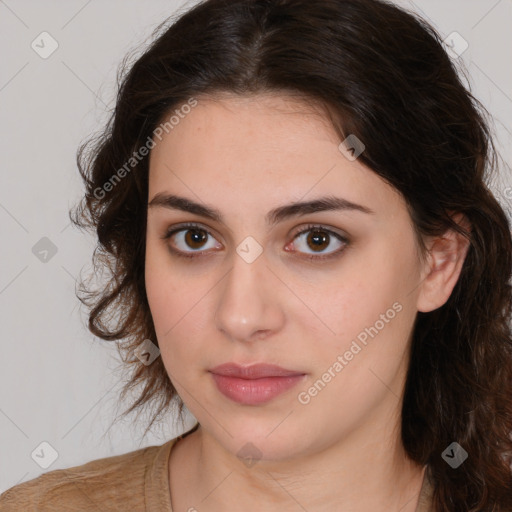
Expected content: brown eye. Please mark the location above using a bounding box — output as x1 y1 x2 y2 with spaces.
183 228 208 249
163 223 222 258
290 225 348 259
305 229 330 252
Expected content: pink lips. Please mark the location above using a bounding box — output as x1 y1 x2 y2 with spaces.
209 363 306 405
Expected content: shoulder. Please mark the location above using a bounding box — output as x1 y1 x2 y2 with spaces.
0 439 176 512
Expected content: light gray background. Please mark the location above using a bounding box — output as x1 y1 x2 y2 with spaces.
1 0 511 493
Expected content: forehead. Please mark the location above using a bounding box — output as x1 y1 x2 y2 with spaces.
147 93 405 222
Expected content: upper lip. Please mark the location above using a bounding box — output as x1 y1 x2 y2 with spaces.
209 363 305 379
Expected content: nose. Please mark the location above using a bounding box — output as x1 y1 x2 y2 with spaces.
214 251 285 343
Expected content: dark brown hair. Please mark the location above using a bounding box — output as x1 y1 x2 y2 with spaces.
70 0 512 509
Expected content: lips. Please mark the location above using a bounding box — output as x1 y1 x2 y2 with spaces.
209 363 306 405
210 363 305 379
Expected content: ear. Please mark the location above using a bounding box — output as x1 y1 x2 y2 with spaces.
416 212 472 313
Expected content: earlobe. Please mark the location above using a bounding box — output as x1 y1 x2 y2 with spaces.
416 213 471 313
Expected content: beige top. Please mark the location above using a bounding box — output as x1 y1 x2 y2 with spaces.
0 434 434 511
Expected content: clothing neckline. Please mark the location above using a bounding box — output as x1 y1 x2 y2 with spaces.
145 431 434 512
145 436 176 512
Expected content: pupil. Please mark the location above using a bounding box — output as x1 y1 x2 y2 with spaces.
186 229 206 249
308 230 328 252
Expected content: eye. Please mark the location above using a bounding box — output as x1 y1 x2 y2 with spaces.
286 224 348 260
161 222 349 261
162 222 222 259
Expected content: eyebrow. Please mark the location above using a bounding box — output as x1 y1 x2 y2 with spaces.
148 193 375 226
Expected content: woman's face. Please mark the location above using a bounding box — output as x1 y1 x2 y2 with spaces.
145 93 428 461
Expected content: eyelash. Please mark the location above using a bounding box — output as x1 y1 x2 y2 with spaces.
161 222 349 261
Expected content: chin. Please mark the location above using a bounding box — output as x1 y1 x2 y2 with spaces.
210 418 309 463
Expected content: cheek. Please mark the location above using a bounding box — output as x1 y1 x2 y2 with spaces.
299 235 419 369
145 275 203 386
294 273 415 422
144 245 213 373
145 243 182 346
304 255 408 338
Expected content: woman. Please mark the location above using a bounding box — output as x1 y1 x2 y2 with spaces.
1 0 511 510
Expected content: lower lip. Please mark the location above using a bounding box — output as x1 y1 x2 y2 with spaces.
210 373 306 405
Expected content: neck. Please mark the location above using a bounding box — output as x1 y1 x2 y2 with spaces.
171 415 427 512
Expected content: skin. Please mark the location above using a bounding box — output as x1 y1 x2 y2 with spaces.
145 92 470 512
